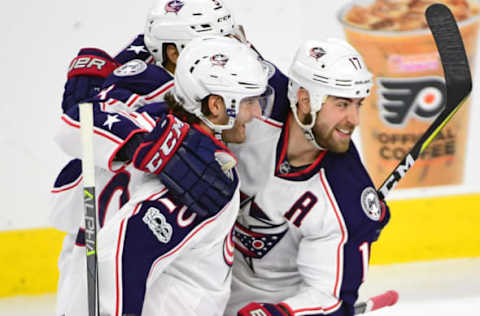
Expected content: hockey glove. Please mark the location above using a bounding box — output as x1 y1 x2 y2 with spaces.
133 115 237 217
61 48 120 112
133 114 190 174
238 302 293 316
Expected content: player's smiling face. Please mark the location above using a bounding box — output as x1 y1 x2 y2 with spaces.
222 97 262 144
312 96 363 153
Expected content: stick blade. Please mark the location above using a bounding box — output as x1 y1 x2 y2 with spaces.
426 4 472 108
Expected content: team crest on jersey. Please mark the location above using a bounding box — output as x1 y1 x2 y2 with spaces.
234 196 288 271
310 47 326 61
113 59 147 77
234 222 288 271
210 54 229 67
165 0 184 14
360 187 382 221
143 207 173 243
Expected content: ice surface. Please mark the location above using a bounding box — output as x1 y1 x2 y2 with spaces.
0 258 478 315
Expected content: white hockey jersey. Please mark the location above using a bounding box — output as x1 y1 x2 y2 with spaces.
52 107 240 315
97 171 238 316
225 114 389 316
50 59 241 315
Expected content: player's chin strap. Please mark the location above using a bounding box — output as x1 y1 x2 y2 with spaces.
194 110 234 141
290 102 325 151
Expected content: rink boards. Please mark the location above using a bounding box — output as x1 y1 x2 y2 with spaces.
1 193 479 297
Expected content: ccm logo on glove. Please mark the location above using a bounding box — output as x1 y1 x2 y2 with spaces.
134 115 190 174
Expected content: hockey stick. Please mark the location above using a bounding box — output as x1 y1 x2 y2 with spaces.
79 102 100 316
354 290 399 314
377 3 472 200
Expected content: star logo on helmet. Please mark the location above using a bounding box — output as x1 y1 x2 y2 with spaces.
310 47 326 61
165 0 184 14
210 54 229 67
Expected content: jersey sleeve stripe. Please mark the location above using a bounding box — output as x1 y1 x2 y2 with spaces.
319 168 348 298
115 218 127 316
61 115 123 145
294 299 342 315
140 112 156 129
144 82 174 101
51 176 83 193
126 94 140 108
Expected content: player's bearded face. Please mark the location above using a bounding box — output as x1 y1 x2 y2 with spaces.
222 98 262 144
312 96 362 153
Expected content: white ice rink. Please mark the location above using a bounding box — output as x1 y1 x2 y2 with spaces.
0 258 478 315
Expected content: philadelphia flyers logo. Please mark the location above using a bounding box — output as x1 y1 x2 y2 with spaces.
165 0 184 14
377 76 446 127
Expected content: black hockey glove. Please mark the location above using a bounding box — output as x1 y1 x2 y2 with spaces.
61 48 119 112
132 115 237 217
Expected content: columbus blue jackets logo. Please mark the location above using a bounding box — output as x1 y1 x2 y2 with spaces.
360 187 382 221
234 195 288 271
165 0 184 14
113 59 147 77
310 47 326 60
377 76 446 127
210 53 229 67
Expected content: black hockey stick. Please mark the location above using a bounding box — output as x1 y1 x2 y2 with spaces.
354 290 399 314
79 102 100 316
377 3 472 200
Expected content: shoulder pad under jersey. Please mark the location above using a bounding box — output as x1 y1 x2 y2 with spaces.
114 34 153 64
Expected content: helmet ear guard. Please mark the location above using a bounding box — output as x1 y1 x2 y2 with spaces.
287 38 373 149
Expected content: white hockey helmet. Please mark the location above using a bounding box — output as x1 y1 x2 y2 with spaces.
288 38 373 149
174 36 270 131
144 0 235 65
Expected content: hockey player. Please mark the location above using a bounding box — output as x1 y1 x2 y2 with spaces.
61 0 236 113
51 1 239 314
222 39 391 316
54 36 270 316
146 39 391 316
96 36 269 316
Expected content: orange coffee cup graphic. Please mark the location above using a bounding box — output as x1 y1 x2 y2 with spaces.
339 0 480 188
